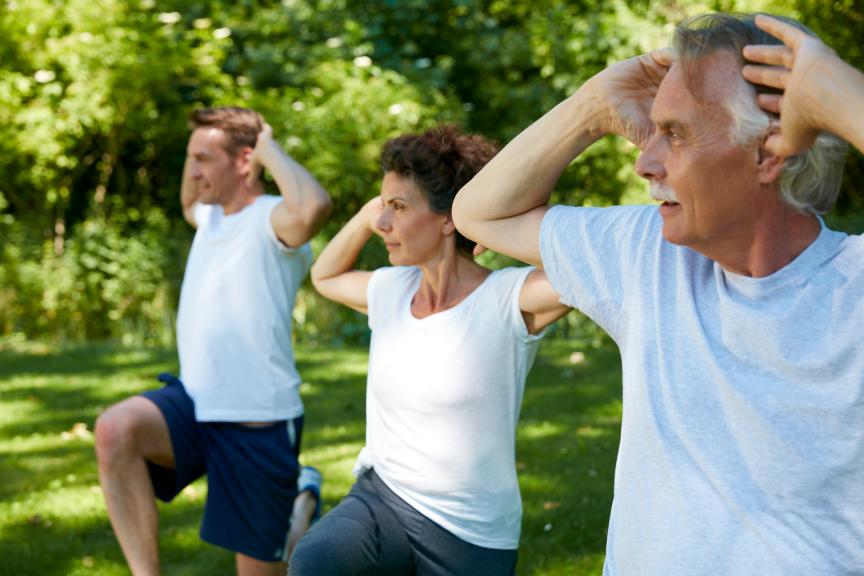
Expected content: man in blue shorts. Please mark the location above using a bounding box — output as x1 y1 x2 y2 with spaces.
94 107 332 575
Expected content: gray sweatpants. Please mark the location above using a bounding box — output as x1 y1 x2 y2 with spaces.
289 469 517 576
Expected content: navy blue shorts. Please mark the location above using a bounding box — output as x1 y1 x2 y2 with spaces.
141 373 303 562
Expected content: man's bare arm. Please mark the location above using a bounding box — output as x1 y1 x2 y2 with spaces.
250 125 332 248
180 156 199 227
453 49 671 266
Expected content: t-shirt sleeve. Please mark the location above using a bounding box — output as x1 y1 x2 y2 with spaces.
539 205 658 340
367 267 401 331
367 268 384 331
493 267 545 344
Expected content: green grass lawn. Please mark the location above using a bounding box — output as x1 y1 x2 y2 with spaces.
0 339 622 575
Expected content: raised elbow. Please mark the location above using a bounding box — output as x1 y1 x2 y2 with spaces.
451 186 473 237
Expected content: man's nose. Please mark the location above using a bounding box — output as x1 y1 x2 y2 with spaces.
188 162 203 179
634 134 667 182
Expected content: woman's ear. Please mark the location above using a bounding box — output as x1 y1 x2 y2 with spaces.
442 213 457 236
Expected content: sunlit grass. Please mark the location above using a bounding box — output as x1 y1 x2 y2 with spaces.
0 339 623 574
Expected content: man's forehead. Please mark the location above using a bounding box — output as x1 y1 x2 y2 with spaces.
651 64 694 122
187 127 229 154
661 51 742 104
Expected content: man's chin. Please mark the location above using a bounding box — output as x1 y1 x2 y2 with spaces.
660 224 686 247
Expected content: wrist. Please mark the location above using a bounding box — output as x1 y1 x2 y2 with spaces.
559 87 608 150
257 137 285 167
832 61 864 147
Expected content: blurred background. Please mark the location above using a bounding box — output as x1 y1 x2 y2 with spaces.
0 0 861 346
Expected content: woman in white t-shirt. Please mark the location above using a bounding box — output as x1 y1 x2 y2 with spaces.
290 125 569 576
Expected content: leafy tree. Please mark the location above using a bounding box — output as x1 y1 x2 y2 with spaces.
0 0 861 342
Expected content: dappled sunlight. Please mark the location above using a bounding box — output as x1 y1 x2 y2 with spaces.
2 341 622 574
520 420 567 441
0 431 79 454
312 422 365 443
304 440 364 468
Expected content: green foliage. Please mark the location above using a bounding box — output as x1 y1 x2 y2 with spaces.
1 0 862 342
0 209 186 343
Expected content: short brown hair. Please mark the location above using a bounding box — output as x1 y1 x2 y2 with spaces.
381 125 499 255
188 107 264 157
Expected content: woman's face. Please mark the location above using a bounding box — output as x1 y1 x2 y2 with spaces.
375 171 453 266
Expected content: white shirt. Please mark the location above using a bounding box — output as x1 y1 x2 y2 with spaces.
540 205 864 576
360 266 542 549
176 195 311 422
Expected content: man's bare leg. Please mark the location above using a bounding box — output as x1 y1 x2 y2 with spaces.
236 554 287 576
285 490 319 561
95 396 175 576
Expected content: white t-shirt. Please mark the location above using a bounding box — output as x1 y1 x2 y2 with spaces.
359 266 542 549
176 195 311 422
540 205 864 576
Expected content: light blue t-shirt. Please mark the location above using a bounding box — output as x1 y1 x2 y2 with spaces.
540 205 864 576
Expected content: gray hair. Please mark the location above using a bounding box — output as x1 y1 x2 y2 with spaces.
674 12 848 215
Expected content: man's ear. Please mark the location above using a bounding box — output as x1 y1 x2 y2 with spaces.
236 146 254 176
757 133 785 184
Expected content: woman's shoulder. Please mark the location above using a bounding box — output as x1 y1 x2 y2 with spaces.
486 266 534 288
370 266 421 294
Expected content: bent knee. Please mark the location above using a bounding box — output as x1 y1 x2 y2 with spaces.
94 398 165 463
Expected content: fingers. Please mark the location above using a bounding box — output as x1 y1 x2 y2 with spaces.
640 48 671 84
764 132 813 158
763 133 789 157
472 244 488 257
741 64 788 90
755 93 782 114
742 45 791 67
753 14 807 48
651 47 674 68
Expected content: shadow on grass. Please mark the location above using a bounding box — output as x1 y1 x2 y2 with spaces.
0 343 178 379
0 442 97 503
516 341 622 573
0 487 233 575
0 339 624 575
0 343 180 438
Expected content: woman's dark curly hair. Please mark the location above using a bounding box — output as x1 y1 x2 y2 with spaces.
380 124 500 255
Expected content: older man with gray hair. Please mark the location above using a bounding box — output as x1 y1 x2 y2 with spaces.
454 12 863 576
